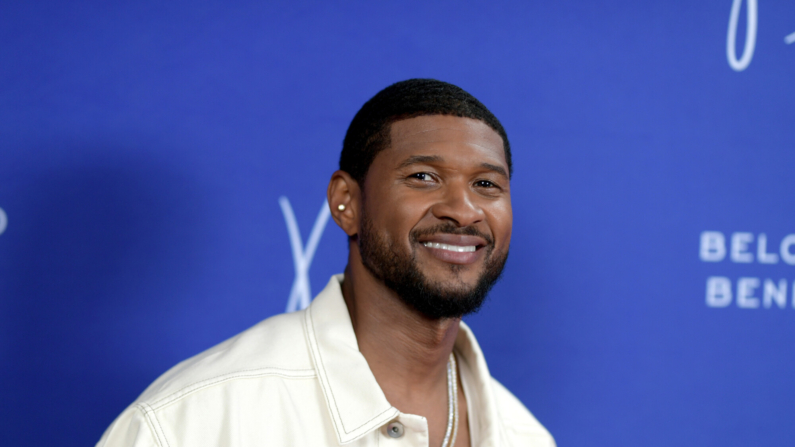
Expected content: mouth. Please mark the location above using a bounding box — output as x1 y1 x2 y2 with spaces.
421 241 477 253
417 233 489 265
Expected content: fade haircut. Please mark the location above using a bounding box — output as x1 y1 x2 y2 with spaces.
339 78 512 184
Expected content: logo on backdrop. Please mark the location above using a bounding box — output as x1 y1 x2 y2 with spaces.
279 197 331 312
726 0 795 71
0 206 7 236
726 0 757 71
700 231 795 309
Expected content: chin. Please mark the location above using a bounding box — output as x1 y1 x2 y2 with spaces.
432 273 482 290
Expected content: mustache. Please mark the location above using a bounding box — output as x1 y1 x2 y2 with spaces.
410 223 494 246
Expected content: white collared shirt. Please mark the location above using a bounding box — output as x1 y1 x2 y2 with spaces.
98 275 555 447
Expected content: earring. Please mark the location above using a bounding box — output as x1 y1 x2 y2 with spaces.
337 204 346 211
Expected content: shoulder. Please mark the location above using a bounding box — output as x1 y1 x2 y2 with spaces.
491 378 556 447
97 310 319 446
136 309 314 408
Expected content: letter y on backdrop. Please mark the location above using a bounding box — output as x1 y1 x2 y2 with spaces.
278 197 330 312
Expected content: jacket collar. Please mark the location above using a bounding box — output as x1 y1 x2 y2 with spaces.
304 275 504 445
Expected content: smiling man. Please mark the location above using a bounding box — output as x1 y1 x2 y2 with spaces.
98 79 554 447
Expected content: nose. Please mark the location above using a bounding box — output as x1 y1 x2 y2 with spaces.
430 182 484 227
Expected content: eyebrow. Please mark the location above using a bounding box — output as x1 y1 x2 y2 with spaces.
396 155 444 169
480 162 509 179
396 155 509 178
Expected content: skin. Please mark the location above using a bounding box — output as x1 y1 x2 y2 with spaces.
327 115 512 447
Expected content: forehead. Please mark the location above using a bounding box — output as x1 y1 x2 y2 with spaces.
384 115 506 167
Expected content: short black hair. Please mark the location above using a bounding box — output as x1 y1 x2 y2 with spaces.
339 78 511 184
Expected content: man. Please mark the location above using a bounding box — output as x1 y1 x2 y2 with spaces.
98 79 555 446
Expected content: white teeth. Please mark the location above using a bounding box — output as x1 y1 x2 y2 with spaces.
422 242 477 253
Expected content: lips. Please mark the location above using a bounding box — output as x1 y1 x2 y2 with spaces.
417 233 488 265
421 242 476 252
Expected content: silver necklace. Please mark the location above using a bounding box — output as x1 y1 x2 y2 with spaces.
440 353 459 447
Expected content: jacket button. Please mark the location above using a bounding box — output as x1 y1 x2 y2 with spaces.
386 421 405 438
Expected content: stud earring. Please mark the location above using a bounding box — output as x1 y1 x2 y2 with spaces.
337 204 346 211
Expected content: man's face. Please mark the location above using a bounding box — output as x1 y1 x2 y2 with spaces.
357 115 512 319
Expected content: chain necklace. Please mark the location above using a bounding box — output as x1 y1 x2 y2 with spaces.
440 353 459 447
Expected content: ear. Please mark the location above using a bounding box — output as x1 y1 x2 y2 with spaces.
327 170 361 237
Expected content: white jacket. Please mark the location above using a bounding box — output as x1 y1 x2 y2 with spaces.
98 275 555 447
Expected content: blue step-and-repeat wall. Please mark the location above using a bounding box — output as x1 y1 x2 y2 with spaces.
2 1 794 446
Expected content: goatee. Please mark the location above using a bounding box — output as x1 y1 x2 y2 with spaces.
358 213 508 319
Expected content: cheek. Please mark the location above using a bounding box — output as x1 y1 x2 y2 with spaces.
387 206 422 243
490 204 513 247
370 184 428 225
363 191 415 243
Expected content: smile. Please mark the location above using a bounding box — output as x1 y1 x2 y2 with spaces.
422 242 477 253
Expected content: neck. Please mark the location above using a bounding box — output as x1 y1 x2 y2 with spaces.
341 253 460 405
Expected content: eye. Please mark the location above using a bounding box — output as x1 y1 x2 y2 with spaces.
474 180 497 188
409 172 435 182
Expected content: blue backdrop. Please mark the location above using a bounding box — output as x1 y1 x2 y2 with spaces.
2 1 794 446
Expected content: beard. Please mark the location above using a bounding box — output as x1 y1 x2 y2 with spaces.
358 212 508 320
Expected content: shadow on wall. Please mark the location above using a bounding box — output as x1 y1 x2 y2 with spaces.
0 142 207 446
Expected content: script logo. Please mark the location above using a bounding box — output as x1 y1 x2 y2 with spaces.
726 0 757 71
279 197 331 312
726 0 795 71
0 207 7 236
